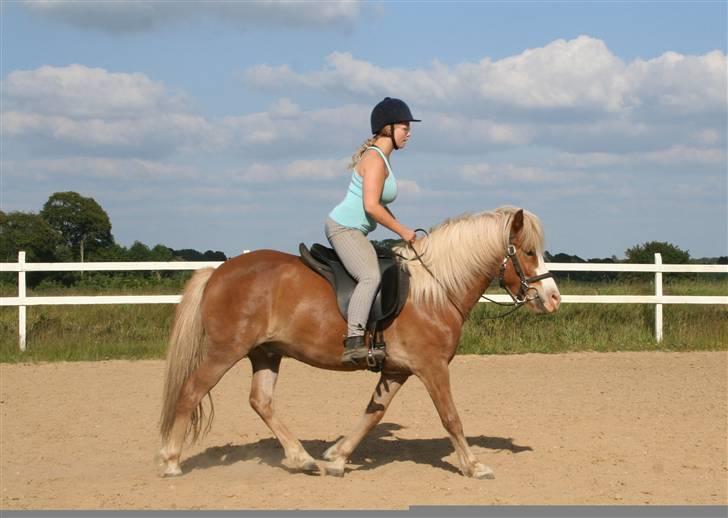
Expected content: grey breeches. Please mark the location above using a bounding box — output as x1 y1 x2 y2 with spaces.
324 217 381 337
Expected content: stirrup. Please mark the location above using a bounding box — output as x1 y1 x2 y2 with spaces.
365 347 385 368
365 329 387 372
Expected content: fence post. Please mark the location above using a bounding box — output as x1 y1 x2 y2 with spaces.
655 253 663 342
18 251 27 351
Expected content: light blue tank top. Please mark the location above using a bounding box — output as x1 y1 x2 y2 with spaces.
329 147 398 235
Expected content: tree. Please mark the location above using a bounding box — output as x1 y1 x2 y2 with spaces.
40 192 114 262
0 211 60 262
202 250 226 261
127 241 152 262
172 248 227 261
150 245 174 262
625 241 690 264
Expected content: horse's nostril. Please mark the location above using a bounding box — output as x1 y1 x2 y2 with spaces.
551 292 561 307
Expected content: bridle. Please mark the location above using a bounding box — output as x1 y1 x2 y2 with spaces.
496 242 554 306
404 227 554 320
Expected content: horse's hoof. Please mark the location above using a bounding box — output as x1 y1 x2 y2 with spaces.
322 444 341 462
156 449 183 477
323 461 345 477
161 465 183 477
473 465 495 479
301 460 321 474
282 457 321 474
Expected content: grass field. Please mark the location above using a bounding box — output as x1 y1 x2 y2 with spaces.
1 277 725 362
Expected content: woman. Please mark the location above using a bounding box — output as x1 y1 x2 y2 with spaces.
326 97 420 364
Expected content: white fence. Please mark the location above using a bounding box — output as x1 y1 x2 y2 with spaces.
2 251 727 351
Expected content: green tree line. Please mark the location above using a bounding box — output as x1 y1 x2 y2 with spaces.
3 191 725 288
1 191 226 288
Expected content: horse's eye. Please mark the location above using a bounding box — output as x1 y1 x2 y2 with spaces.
525 250 536 257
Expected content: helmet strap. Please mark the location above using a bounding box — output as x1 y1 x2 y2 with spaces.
390 124 399 150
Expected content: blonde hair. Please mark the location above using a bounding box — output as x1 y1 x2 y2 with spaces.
347 127 394 170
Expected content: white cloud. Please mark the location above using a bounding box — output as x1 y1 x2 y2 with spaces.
397 179 422 195
240 38 724 157
220 103 367 155
1 64 367 158
625 50 727 115
3 110 218 155
420 111 531 149
244 52 455 103
269 98 302 119
243 36 727 119
473 36 629 112
552 146 727 169
2 157 199 180
2 65 221 156
230 158 349 183
459 162 595 186
23 0 362 33
4 35 725 167
4 64 186 118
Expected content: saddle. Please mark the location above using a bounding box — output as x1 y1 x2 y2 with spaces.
298 242 410 369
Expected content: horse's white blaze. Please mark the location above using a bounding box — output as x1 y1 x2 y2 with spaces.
533 255 560 313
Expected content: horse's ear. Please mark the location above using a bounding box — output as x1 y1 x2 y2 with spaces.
510 209 524 240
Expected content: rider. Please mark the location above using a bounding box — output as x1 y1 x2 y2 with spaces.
325 97 420 364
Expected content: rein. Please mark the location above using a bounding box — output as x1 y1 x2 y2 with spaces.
402 227 553 321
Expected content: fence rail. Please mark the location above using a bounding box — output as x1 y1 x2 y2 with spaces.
2 251 727 351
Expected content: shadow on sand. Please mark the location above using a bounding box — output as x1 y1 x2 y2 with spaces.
181 422 532 476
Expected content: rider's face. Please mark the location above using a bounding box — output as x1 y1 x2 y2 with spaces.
394 122 412 149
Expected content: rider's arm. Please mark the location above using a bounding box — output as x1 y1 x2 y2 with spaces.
360 154 415 243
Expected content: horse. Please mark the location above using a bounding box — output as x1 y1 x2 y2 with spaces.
158 206 561 479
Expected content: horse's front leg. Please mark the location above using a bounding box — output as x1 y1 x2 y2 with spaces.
417 361 494 479
322 371 409 476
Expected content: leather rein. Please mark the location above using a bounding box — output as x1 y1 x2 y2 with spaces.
403 228 554 320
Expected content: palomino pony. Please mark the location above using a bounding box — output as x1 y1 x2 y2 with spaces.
158 206 561 479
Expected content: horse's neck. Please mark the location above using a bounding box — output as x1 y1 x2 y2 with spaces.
424 219 504 321
459 272 495 319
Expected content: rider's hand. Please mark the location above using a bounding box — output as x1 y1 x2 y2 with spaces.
400 228 417 245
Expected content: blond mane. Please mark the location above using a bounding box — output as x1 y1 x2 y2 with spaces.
392 206 545 308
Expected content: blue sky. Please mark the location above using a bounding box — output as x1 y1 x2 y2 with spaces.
2 0 726 259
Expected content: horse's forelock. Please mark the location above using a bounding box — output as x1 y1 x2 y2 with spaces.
496 206 545 255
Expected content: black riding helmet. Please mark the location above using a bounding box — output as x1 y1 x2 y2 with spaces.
370 97 421 150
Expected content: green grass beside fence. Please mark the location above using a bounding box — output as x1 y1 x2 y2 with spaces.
1 278 726 362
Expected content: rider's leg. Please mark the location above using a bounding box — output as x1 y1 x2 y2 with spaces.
324 218 381 362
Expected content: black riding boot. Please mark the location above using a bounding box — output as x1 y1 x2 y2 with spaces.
341 335 368 364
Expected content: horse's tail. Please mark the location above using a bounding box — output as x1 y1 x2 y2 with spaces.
159 267 215 444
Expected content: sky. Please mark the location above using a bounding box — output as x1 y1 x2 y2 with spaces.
2 0 726 260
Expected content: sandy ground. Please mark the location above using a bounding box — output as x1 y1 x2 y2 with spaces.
1 352 726 510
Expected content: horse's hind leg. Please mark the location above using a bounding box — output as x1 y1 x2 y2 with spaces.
247 348 319 473
160 348 240 476
322 371 409 476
